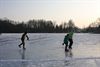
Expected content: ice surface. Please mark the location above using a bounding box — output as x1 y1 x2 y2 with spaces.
0 33 100 67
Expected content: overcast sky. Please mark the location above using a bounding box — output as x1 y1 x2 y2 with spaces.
0 0 100 28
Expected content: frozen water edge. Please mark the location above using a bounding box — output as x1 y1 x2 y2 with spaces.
1 58 100 67
1 56 100 67
1 56 100 62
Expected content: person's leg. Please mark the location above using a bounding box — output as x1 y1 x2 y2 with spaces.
18 39 23 48
22 41 25 49
69 39 73 49
65 43 68 51
19 43 22 48
19 39 23 48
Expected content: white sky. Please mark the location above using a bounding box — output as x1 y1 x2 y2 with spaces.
0 0 100 28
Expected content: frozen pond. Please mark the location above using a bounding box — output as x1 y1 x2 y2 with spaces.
0 33 100 67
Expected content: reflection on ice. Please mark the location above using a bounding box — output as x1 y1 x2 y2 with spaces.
64 49 73 66
19 49 25 60
0 59 100 67
65 49 73 58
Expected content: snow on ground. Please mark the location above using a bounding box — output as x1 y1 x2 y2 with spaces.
0 33 100 67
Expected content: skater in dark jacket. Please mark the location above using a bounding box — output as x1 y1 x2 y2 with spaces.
18 32 29 49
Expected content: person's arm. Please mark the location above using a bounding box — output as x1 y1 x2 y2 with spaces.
26 35 29 40
62 37 65 45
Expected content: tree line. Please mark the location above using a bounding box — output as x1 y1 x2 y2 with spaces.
82 18 100 33
0 18 80 33
0 18 100 33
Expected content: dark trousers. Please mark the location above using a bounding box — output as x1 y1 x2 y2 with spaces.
19 39 25 49
68 38 73 49
65 43 68 51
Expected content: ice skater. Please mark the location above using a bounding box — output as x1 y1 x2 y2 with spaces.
18 32 29 49
68 32 73 49
62 32 74 51
62 34 69 51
